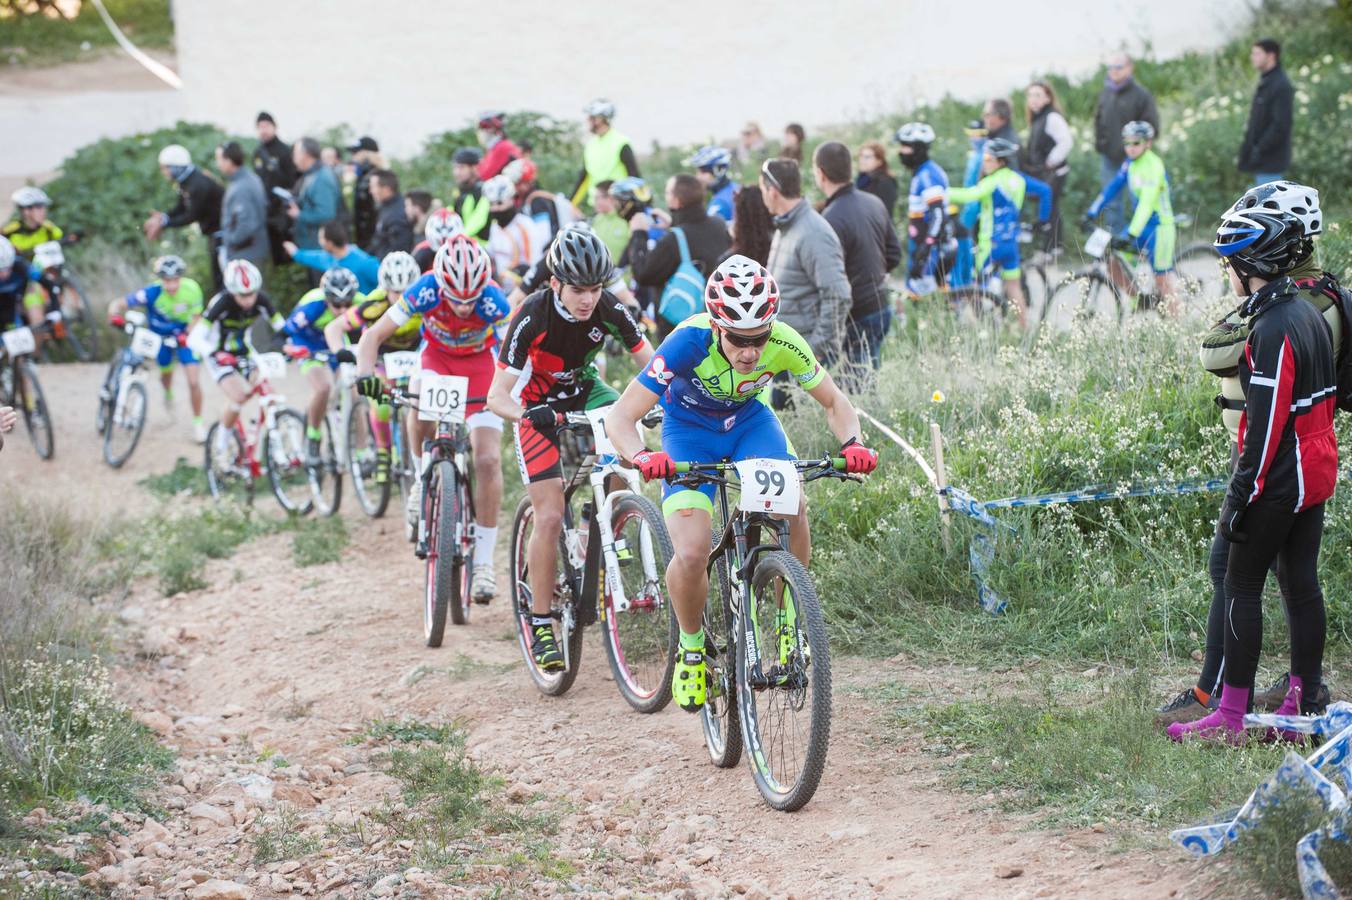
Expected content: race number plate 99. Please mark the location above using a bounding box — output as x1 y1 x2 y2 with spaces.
255 352 287 381
130 328 163 359
382 351 418 380
418 373 468 423
1 326 36 357
734 458 801 515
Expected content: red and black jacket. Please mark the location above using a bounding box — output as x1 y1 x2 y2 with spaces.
1231 276 1339 512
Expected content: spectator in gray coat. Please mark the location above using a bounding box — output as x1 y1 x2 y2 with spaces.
215 141 269 269
760 158 850 407
1093 53 1159 232
287 137 341 251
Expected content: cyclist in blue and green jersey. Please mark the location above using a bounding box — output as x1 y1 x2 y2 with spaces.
894 123 949 296
605 255 878 713
947 138 1051 328
106 255 208 441
282 267 362 461
1085 121 1178 309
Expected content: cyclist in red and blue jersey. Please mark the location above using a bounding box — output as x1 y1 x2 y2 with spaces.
606 255 878 712
895 123 950 296
354 234 511 601
687 146 738 225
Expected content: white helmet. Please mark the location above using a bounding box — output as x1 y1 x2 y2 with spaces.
224 259 263 295
1227 180 1322 237
704 254 780 330
12 186 50 208
894 122 936 145
482 175 516 206
158 144 192 168
583 98 616 119
32 241 64 270
0 236 14 271
378 251 420 294
423 208 464 250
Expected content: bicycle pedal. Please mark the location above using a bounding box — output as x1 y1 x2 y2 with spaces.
414 542 428 560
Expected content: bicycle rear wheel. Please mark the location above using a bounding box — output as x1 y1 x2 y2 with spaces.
346 394 390 518
509 496 584 696
204 422 253 503
307 414 342 517
264 408 313 514
1041 270 1123 338
602 493 677 714
103 378 147 468
702 548 742 768
18 360 54 460
1175 242 1228 316
60 274 98 362
736 549 832 812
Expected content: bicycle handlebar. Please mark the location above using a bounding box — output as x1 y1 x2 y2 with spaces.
671 457 852 485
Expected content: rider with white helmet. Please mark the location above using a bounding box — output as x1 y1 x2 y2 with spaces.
4 185 63 262
605 254 879 713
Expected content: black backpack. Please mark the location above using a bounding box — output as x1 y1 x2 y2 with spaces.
1302 273 1352 413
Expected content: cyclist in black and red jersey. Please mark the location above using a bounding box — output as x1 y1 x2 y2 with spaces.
486 227 654 670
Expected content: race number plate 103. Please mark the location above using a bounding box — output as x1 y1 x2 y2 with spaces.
383 351 418 380
418 373 468 423
734 458 801 515
255 352 288 381
585 406 616 456
1 326 36 357
130 328 164 359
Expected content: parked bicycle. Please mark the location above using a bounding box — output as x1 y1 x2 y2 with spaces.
95 309 168 467
508 407 678 713
671 456 859 811
0 323 54 459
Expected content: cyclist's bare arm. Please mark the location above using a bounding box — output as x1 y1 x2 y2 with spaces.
487 367 527 422
628 338 655 369
806 372 863 446
606 380 661 463
323 314 354 355
354 312 398 377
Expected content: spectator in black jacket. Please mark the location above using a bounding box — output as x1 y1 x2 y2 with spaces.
347 136 384 248
252 111 298 265
813 141 902 385
144 144 226 290
626 174 731 339
1239 38 1295 185
855 140 899 220
1093 53 1159 233
982 99 1021 168
366 169 413 258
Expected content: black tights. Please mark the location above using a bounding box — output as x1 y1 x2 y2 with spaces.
1222 501 1327 694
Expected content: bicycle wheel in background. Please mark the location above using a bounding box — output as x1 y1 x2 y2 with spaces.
264 408 313 514
346 394 390 518
1040 270 1123 339
702 547 742 769
59 273 98 361
509 496 584 696
307 414 342 517
737 549 832 812
1022 262 1050 329
1175 242 1229 317
102 377 147 468
602 493 678 714
17 360 54 460
204 423 253 504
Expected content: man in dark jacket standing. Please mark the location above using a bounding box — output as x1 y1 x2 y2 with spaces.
366 169 413 258
252 111 297 265
216 141 269 269
982 99 1021 168
626 174 730 337
1093 53 1159 233
347 136 382 249
1238 38 1295 185
144 144 226 291
813 141 901 385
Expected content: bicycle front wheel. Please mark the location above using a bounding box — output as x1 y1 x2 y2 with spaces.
18 360 54 460
1175 242 1228 316
702 548 742 769
346 394 390 518
307 413 342 517
736 549 832 812
509 496 583 696
103 378 147 468
265 408 313 514
1041 270 1123 338
204 422 252 503
602 493 677 714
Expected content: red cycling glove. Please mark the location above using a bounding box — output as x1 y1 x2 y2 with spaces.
108 314 126 329
840 438 878 474
632 449 676 481
212 351 238 368
175 332 189 347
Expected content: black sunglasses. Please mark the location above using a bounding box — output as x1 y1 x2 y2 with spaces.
722 328 773 349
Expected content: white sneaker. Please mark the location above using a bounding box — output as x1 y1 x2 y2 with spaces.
471 565 497 604
405 479 422 534
193 421 209 445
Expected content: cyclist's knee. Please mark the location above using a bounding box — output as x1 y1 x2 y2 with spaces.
473 445 501 475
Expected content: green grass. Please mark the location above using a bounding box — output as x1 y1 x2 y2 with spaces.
140 457 208 498
149 503 274 596
251 805 321 864
360 718 461 746
1 0 174 67
1212 783 1352 898
289 515 348 568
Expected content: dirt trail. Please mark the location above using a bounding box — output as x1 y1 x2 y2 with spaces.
5 364 1204 898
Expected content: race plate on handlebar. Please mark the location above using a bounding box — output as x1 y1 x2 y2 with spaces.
735 458 801 515
254 352 287 381
130 328 163 358
418 373 468 423
585 407 615 456
1084 227 1111 260
2 327 36 357
383 351 418 380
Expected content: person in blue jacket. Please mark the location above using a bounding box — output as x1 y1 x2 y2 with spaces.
284 220 380 293
686 146 738 225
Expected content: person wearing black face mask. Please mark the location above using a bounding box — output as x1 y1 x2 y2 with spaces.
894 123 951 296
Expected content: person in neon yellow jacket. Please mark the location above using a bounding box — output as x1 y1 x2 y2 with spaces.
1085 121 1178 310
569 99 640 211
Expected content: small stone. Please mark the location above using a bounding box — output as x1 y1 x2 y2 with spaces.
278 861 301 875
176 868 211 885
231 774 275 803
119 605 146 624
189 878 253 899
1091 822 1106 833
994 865 1024 879
97 864 128 884
662 821 695 846
268 874 292 893
690 845 718 866
272 784 317 809
186 803 233 828
1191 649 1204 662
316 874 349 891
370 873 403 896
181 771 201 793
506 782 532 803
341 762 369 775
137 711 174 735
143 842 172 859
140 626 178 658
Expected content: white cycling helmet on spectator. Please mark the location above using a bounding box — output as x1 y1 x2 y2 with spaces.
583 98 616 120
0 236 15 271
12 186 50 208
32 241 64 271
894 122 936 145
158 144 192 168
705 254 780 330
1227 180 1322 237
482 175 516 207
224 259 263 295
378 251 420 294
423 208 464 250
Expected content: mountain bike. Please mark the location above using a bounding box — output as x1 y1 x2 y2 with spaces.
203 352 310 511
386 379 483 646
671 456 859 811
0 324 54 459
508 407 678 712
281 346 346 517
345 350 418 520
33 262 98 362
94 310 167 468
1040 220 1224 337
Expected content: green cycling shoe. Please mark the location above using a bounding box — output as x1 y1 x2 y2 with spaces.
672 647 708 713
531 624 565 671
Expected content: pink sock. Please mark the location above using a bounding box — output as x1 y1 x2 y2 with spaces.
1274 675 1305 717
1167 685 1249 744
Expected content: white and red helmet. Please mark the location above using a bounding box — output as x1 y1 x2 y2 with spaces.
423 207 464 250
224 259 263 295
433 234 491 302
704 254 779 329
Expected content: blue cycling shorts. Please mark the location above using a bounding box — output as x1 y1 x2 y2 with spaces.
977 240 1022 278
156 338 199 369
659 400 795 516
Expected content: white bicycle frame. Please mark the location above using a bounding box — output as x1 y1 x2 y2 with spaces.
113 311 168 428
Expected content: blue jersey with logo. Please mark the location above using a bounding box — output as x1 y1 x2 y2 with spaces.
393 273 510 355
907 160 949 218
708 180 737 223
